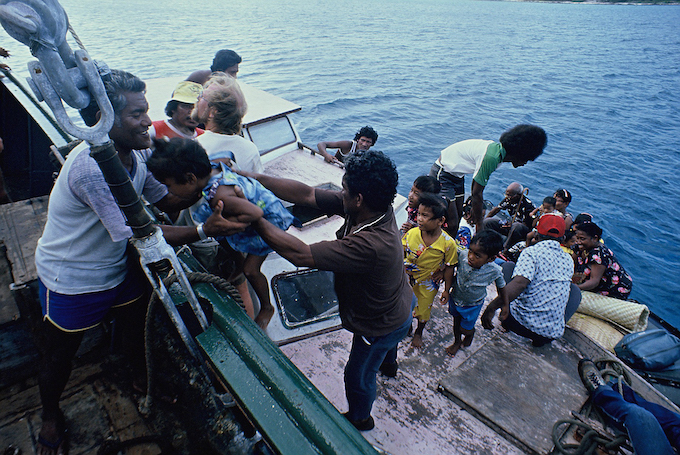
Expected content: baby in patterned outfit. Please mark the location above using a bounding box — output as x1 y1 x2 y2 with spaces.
147 137 297 329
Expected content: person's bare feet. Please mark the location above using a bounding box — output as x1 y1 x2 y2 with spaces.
37 417 67 455
411 333 423 348
445 341 462 357
462 336 474 347
254 304 274 330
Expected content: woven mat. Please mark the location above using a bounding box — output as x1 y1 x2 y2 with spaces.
567 313 628 352
575 291 649 332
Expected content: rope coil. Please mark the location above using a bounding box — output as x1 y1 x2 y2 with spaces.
141 272 243 415
552 359 633 455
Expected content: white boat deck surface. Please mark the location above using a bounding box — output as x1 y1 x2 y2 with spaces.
281 287 588 455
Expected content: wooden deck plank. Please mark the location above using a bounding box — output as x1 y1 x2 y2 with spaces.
281 302 528 455
0 196 48 286
438 334 586 455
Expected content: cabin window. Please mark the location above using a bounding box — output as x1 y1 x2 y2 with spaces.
246 117 297 155
271 269 339 329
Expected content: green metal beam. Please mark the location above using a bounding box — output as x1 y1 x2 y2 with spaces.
177 253 377 455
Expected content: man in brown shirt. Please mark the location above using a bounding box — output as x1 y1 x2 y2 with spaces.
247 150 413 431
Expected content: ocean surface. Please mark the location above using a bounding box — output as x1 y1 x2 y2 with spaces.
3 0 679 326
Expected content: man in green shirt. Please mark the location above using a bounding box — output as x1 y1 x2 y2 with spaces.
429 124 547 236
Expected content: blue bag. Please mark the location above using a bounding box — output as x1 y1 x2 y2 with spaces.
615 329 680 371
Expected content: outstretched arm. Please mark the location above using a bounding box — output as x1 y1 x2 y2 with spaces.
487 205 502 218
470 180 485 230
317 140 352 164
236 172 318 208
253 217 315 267
496 276 530 321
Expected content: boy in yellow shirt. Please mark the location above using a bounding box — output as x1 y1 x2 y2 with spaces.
403 193 458 348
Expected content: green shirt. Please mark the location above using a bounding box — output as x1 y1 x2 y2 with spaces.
473 142 506 187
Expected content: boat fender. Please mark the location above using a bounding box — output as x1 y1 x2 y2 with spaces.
615 329 680 371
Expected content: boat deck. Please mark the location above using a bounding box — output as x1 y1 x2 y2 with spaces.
281 296 590 455
0 194 674 454
0 351 164 455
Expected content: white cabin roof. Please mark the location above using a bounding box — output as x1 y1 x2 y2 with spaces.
143 76 300 128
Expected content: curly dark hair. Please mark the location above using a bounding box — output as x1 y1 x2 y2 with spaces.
543 196 557 207
554 188 572 204
353 126 378 145
147 138 211 184
164 100 180 118
470 230 504 257
79 69 146 127
499 124 547 163
210 49 242 73
576 221 603 239
344 150 398 212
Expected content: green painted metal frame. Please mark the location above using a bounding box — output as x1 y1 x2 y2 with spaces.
174 252 378 455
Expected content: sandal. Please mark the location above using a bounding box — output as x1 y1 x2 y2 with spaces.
37 424 68 455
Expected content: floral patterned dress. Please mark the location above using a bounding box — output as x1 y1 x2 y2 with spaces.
575 244 633 299
194 163 297 256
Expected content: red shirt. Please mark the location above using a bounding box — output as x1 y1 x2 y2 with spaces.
151 120 204 140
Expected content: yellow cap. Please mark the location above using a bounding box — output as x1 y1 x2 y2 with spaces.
171 81 202 104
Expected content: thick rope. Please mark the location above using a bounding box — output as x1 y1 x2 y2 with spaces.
552 360 633 455
67 23 87 51
552 419 628 455
141 272 243 414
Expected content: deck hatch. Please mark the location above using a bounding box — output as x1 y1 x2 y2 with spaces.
271 268 339 329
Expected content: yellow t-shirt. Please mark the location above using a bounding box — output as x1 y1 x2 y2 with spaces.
403 227 458 284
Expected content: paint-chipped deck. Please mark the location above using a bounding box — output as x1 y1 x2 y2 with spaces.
280 295 591 455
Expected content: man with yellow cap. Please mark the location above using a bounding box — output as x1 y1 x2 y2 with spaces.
150 80 205 140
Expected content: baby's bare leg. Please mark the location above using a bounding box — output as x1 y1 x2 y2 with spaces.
243 254 274 329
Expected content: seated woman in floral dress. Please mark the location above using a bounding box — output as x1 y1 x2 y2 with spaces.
573 222 633 300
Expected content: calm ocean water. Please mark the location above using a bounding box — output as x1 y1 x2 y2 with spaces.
4 0 680 325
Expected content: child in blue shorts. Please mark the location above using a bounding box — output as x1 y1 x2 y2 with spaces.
147 138 297 329
444 230 508 357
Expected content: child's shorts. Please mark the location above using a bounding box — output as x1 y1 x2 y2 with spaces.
39 272 146 332
448 301 484 331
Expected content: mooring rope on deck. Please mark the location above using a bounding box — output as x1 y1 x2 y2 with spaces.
141 271 242 415
551 359 633 455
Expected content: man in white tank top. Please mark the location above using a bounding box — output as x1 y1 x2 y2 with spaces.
317 125 378 165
